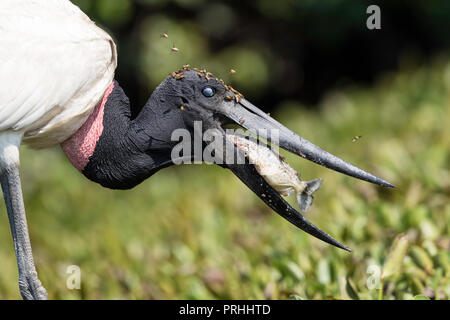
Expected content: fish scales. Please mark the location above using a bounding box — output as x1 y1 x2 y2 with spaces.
227 134 322 212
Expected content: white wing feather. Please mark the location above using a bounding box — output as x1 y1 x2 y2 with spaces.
0 0 117 147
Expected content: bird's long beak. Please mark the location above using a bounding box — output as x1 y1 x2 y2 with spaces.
215 97 394 251
222 98 394 188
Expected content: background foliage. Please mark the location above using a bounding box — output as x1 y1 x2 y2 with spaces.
0 0 449 299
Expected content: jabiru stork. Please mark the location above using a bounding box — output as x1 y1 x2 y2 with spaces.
0 0 394 300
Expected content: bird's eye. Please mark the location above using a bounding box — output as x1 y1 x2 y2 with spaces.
202 87 215 97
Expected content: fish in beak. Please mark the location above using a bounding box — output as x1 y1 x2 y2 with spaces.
227 133 323 213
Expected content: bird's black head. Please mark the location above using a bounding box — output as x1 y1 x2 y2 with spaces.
147 68 234 135
97 66 394 251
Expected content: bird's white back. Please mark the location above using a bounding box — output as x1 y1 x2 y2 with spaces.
0 0 117 148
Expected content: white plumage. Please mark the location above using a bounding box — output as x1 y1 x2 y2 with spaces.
0 0 117 148
0 0 119 299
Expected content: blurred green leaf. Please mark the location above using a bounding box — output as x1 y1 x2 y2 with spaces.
410 246 434 275
382 234 410 280
285 261 305 281
345 278 360 300
317 259 331 285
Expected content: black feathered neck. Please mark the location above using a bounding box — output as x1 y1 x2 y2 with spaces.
82 80 180 189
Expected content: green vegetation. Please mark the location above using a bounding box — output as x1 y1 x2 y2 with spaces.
0 56 449 300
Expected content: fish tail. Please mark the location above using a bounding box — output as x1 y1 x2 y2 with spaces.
297 179 323 212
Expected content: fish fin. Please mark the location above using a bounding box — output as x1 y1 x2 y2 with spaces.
279 188 294 197
297 179 323 212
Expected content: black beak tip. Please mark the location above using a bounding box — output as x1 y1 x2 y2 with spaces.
385 182 396 188
342 245 352 253
325 235 352 252
376 178 396 188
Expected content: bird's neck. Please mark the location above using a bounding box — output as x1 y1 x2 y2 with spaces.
61 80 173 189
